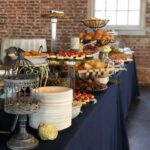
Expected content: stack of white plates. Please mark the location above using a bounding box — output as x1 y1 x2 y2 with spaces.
29 86 73 131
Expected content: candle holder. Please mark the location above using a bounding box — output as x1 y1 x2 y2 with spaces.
41 10 65 52
51 18 58 52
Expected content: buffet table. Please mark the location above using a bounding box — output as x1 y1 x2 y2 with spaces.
0 61 139 150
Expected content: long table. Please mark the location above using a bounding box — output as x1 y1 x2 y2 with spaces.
0 61 139 150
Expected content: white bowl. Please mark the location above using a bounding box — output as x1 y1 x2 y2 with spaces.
9 53 48 65
25 55 47 64
94 76 109 84
72 101 82 119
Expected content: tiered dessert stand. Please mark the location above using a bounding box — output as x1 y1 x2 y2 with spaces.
81 18 115 65
3 49 40 150
42 10 77 90
41 10 65 52
18 63 49 87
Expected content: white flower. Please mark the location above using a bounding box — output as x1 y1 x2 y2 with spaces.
39 123 58 140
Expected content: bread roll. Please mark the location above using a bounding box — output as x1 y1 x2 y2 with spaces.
84 63 93 69
84 33 93 41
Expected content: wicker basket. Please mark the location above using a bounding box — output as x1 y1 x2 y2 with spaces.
82 19 109 28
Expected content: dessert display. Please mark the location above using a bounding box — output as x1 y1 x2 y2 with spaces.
108 47 132 67
74 92 95 105
48 51 94 61
75 60 115 79
97 45 112 53
82 45 98 53
80 29 114 47
9 50 48 65
23 50 44 56
3 49 40 150
11 50 47 57
75 79 108 93
109 50 128 61
0 12 136 150
24 52 48 65
76 60 107 70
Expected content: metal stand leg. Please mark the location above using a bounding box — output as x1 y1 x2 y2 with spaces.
7 115 39 150
51 18 58 52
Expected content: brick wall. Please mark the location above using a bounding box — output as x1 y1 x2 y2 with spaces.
0 0 149 84
0 0 88 50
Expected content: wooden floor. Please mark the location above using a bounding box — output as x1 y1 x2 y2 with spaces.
126 86 150 150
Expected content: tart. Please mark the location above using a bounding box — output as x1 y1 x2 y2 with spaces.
49 52 56 59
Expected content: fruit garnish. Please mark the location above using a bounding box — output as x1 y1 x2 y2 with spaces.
74 92 94 105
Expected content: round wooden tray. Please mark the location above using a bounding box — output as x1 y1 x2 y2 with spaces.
41 13 65 18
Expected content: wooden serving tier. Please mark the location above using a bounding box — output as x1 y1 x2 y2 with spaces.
41 13 65 19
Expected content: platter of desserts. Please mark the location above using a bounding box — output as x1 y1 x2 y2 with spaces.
108 50 128 61
48 51 93 61
107 46 133 66
76 60 107 70
75 79 108 93
80 29 114 47
9 50 48 65
76 60 115 78
74 92 96 105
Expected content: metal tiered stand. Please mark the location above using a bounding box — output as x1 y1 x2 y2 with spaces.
4 49 40 150
82 19 115 63
42 10 77 92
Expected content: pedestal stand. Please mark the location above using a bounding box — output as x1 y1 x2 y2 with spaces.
51 18 58 52
7 115 39 150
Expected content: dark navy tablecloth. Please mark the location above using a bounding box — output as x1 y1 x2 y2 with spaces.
0 61 139 150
